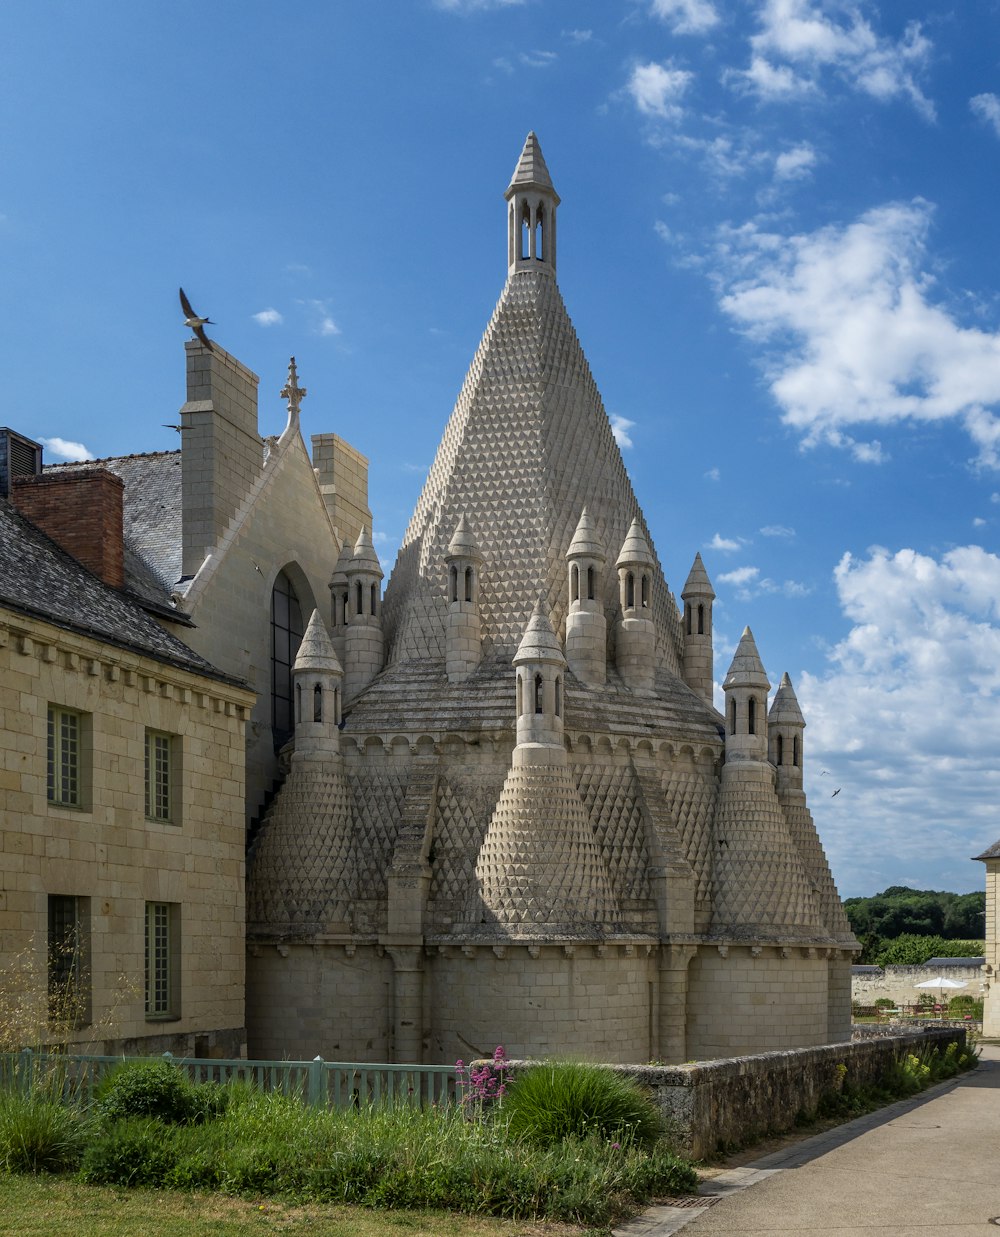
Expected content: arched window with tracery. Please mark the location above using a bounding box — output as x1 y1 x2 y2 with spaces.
271 569 304 750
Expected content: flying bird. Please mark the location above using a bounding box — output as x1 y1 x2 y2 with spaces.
179 287 214 350
831 788 841 798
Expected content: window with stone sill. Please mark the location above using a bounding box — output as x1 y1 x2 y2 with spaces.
144 729 179 824
47 704 91 809
145 901 180 1020
48 894 91 1027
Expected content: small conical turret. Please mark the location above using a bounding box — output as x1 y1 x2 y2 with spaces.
505 131 560 277
292 610 343 759
329 540 354 663
565 507 607 686
723 627 769 761
615 518 656 693
445 514 484 682
513 598 567 753
769 671 805 787
343 527 384 702
681 552 715 704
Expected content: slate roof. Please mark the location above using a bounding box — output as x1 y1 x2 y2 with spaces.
45 452 182 608
974 838 1000 861
0 497 243 686
923 957 985 968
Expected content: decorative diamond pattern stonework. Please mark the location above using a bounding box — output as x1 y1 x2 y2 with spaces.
781 798 855 942
246 763 356 933
348 765 409 902
575 764 650 905
661 765 717 903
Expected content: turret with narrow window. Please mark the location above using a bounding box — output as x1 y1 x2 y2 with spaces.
444 514 484 682
615 518 656 693
513 598 566 756
722 627 770 762
343 527 384 703
505 131 559 278
768 671 805 792
681 552 715 705
328 541 353 667
565 507 607 687
291 610 344 760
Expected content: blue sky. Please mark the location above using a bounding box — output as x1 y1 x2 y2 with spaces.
5 0 1000 898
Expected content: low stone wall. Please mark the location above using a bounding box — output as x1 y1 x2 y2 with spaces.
852 964 984 1007
493 1027 966 1161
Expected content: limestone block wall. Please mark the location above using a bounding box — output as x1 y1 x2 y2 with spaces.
851 964 987 1009
179 433 342 821
0 610 252 1053
246 943 392 1061
312 433 370 553
427 942 656 1065
686 946 831 1059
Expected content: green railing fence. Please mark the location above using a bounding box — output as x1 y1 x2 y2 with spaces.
0 1050 456 1109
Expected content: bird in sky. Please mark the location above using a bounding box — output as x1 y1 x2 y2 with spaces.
179 287 214 350
831 788 842 798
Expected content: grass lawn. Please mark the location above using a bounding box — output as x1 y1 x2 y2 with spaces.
0 1174 595 1237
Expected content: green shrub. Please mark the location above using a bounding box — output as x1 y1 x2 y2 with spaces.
0 1087 89 1173
95 1059 226 1125
502 1061 663 1151
874 998 895 1009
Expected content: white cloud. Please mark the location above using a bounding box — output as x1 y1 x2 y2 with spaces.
252 308 283 327
650 0 719 35
300 298 342 338
799 544 1000 893
610 414 636 448
718 565 760 587
731 0 934 119
973 517 986 528
709 533 745 552
627 61 693 121
519 49 556 68
760 524 795 538
714 199 1000 465
774 142 817 181
433 0 525 9
39 437 92 462
704 466 721 481
971 93 1000 139
563 28 592 43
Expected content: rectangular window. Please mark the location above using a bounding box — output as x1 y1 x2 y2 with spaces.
47 895 90 1027
145 901 180 1019
47 705 83 807
144 730 175 822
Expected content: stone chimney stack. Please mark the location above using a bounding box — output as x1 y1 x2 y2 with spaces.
180 339 262 579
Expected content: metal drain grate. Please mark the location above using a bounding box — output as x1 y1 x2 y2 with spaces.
669 1196 724 1209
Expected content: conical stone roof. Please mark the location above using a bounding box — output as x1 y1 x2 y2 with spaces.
769 671 804 727
294 610 342 675
682 552 715 599
446 513 482 560
567 507 605 560
506 131 558 198
514 599 565 666
381 267 684 671
723 627 770 691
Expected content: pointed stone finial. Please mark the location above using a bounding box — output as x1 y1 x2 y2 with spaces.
615 517 655 568
447 513 482 559
769 671 805 726
514 597 566 666
506 131 559 199
567 507 605 560
682 552 715 599
280 357 307 424
351 526 382 573
723 627 770 692
331 541 353 584
294 610 343 675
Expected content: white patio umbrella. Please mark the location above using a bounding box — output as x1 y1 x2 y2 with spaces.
914 976 968 1012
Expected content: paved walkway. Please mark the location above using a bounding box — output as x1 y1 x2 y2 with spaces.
615 1044 1000 1236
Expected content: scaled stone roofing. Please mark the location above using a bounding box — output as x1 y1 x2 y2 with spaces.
45 452 182 608
0 497 239 684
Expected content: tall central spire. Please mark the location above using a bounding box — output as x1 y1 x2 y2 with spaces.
505 131 560 277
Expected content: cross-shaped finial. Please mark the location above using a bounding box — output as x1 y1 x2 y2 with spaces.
280 356 307 418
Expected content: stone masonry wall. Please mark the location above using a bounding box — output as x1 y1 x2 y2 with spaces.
0 609 253 1053
851 965 986 1008
686 946 830 1059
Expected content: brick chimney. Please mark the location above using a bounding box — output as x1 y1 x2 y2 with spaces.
13 469 126 590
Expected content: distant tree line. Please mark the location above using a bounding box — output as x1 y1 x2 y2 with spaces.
843 886 985 965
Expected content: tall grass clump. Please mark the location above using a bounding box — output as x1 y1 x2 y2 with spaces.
95 1059 227 1125
502 1060 663 1150
0 1088 89 1173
